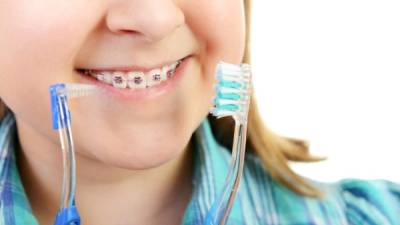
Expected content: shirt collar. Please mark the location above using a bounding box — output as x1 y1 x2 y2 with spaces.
0 111 39 225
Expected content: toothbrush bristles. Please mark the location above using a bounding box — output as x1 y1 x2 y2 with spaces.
63 84 99 98
211 62 252 122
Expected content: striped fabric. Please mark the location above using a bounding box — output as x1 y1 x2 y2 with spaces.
1 111 400 225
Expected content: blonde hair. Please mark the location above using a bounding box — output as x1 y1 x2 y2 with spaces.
0 100 5 119
209 0 325 197
0 0 324 197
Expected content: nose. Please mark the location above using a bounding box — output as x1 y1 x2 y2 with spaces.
106 0 185 42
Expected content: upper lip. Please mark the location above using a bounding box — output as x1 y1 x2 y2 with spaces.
76 56 188 73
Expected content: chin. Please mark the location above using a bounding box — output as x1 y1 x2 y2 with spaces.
74 125 194 170
116 143 188 170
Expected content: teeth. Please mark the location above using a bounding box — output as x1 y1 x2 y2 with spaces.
146 69 162 87
160 66 168 81
102 72 113 84
127 72 146 89
84 59 183 89
95 73 104 82
112 72 127 89
174 60 181 68
167 62 179 79
166 68 175 79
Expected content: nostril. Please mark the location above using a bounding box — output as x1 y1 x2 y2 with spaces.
117 29 141 35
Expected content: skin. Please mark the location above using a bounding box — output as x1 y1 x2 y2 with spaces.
0 0 246 224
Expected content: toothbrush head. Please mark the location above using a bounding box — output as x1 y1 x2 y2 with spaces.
49 83 99 129
210 61 252 122
51 83 99 98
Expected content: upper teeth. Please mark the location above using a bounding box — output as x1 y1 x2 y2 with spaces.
86 60 182 89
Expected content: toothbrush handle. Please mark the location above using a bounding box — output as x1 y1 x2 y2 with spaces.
54 95 81 225
219 121 248 225
205 120 248 225
56 95 77 209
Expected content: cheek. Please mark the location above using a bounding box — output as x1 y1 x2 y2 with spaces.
0 2 103 120
0 2 103 75
183 0 246 64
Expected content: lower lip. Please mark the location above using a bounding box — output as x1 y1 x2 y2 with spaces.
77 56 191 101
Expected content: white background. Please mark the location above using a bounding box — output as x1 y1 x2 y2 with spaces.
251 0 400 182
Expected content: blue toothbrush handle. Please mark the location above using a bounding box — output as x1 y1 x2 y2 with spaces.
53 203 81 225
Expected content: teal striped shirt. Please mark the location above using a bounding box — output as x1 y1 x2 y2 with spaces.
1 111 399 225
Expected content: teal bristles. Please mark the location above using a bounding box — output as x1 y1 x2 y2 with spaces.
218 80 242 89
210 61 251 122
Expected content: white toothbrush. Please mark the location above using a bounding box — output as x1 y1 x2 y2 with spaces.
205 61 252 225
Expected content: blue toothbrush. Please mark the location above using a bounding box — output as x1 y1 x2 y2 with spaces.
50 83 99 225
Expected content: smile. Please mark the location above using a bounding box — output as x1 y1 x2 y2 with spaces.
75 56 191 101
77 59 183 90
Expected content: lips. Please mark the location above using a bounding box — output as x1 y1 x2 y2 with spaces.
75 56 191 101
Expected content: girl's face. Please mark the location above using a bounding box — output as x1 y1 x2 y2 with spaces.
0 1 246 169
